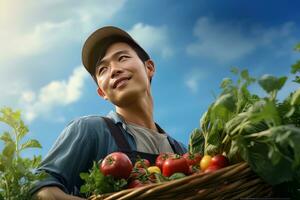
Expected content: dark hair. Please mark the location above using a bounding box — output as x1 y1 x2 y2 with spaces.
91 36 150 82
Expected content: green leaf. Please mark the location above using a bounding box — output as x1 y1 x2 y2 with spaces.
291 89 300 106
31 155 42 168
291 60 300 74
294 43 300 52
248 100 281 127
225 113 248 137
20 139 42 151
226 139 243 164
230 67 239 75
273 126 300 169
0 106 44 199
154 173 169 183
220 78 232 89
205 143 220 155
213 93 236 113
169 172 186 180
0 107 21 128
243 125 300 184
16 160 27 175
247 142 293 185
241 70 250 81
80 172 90 181
207 119 222 146
258 74 287 94
236 84 252 113
111 178 127 192
0 132 13 143
0 159 5 172
268 144 281 165
200 109 210 134
80 161 124 196
188 128 204 155
3 142 15 158
17 121 29 142
293 75 300 83
80 184 90 194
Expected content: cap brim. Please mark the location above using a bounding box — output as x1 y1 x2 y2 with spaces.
82 26 134 75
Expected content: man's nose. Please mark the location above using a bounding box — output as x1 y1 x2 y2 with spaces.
110 63 123 78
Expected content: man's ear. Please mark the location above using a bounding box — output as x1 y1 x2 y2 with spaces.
145 59 155 79
97 87 108 100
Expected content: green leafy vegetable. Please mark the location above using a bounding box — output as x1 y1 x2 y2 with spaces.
189 44 300 198
240 125 300 184
258 74 287 100
188 128 204 155
0 107 45 200
294 43 300 52
80 162 127 197
168 172 186 180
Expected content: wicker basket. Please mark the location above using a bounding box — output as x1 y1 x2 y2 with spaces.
88 162 272 200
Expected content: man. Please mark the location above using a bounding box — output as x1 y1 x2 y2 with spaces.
31 26 187 199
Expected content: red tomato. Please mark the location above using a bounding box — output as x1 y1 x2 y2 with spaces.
162 155 189 177
127 179 144 188
204 164 221 173
127 179 151 188
134 159 151 168
148 173 157 183
210 155 229 168
155 153 174 171
100 152 133 179
183 153 202 166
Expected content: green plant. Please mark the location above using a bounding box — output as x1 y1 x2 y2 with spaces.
0 107 44 200
189 43 300 198
80 162 127 197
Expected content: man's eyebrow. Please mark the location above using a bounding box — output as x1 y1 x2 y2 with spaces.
96 50 130 68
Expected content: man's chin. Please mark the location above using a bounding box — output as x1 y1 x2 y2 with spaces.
112 91 140 107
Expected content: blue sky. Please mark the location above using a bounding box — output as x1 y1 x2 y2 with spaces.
0 0 299 158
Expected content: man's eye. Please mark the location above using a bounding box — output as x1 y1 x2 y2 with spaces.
98 67 107 75
119 55 129 61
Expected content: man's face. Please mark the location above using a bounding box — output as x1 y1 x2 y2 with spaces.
95 42 155 107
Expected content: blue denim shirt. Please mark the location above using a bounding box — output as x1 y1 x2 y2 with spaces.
30 111 187 196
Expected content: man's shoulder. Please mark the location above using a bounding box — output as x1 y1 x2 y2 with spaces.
61 115 110 138
68 115 107 127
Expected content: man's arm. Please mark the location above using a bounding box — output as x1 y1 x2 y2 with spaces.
30 117 104 198
32 186 85 200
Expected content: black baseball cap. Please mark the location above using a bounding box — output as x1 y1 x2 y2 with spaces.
82 26 150 76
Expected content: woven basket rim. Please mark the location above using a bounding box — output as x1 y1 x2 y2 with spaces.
89 162 272 200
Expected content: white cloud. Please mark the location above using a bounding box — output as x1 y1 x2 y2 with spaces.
184 68 207 93
2 20 73 60
129 23 173 58
186 17 296 62
0 0 126 116
0 0 126 63
19 66 88 122
21 91 36 103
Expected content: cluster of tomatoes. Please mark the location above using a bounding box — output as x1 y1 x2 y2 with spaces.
99 152 229 188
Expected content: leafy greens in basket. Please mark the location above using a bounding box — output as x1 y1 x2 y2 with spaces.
189 43 300 196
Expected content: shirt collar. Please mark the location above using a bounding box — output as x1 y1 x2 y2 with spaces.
107 110 128 130
106 110 167 134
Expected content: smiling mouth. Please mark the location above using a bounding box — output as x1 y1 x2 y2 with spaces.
113 77 131 89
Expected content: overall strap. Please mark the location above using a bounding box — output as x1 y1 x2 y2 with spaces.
102 117 158 164
171 139 185 155
102 117 131 152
